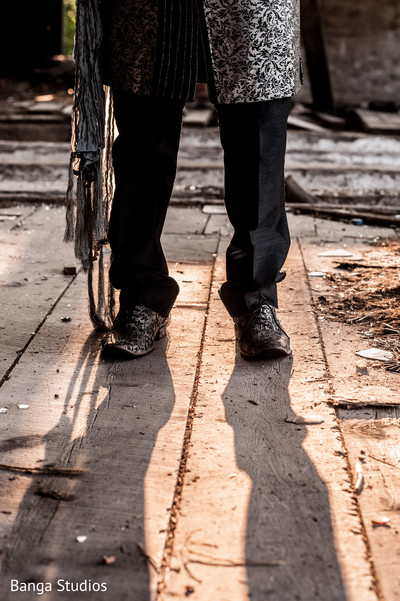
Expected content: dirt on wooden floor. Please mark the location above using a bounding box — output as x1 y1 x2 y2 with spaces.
315 239 400 362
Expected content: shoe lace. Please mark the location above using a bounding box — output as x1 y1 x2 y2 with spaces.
251 302 283 332
254 302 273 317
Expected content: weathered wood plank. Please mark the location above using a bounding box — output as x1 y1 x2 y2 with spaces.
0 206 78 381
299 241 400 403
0 206 35 231
287 162 400 173
177 160 224 170
288 115 330 134
338 411 400 601
183 109 214 127
162 233 220 262
300 237 400 600
0 123 71 143
330 386 400 408
287 203 400 228
162 239 376 601
309 217 397 242
203 214 232 236
355 110 400 134
0 140 69 164
0 258 215 601
163 207 208 236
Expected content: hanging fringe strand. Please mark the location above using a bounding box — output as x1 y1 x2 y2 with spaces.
66 0 115 331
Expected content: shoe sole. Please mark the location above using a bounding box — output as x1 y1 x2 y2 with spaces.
101 323 167 360
240 347 292 360
101 343 156 360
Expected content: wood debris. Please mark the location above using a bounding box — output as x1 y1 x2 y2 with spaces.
63 265 77 276
35 488 75 501
329 385 400 408
187 550 285 568
371 517 391 527
383 360 400 374
354 461 364 494
288 114 329 134
102 555 116 565
136 542 159 573
286 414 324 425
0 464 87 476
354 109 400 134
315 241 400 358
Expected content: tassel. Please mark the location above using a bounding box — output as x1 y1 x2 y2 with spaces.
66 0 115 331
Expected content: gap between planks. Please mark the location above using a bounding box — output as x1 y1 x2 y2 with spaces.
0 259 218 601
156 246 219 597
299 237 400 601
0 205 80 385
160 237 377 601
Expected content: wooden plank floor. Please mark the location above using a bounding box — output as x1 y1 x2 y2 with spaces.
0 206 79 380
0 206 219 600
0 204 399 600
161 239 376 601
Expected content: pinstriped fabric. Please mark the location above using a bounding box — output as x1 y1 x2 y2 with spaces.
101 0 301 104
102 0 198 101
152 0 198 101
153 0 172 96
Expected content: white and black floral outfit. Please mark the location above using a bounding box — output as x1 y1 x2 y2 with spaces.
101 0 301 104
204 0 301 103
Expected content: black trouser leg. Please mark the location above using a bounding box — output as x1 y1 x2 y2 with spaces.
108 93 184 317
217 98 292 317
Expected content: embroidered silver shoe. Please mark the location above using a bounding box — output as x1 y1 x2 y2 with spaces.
233 302 291 359
102 305 168 359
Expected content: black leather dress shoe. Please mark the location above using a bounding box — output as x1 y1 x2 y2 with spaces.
233 302 291 359
101 305 168 359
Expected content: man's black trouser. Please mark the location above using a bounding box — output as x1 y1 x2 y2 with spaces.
108 93 292 318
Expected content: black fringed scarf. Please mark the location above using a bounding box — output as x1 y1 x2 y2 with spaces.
65 0 115 331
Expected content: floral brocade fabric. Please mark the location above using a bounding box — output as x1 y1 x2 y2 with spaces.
203 0 302 103
100 0 301 104
101 0 157 97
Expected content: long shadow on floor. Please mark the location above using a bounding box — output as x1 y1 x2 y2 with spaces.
222 354 347 601
1 332 175 601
